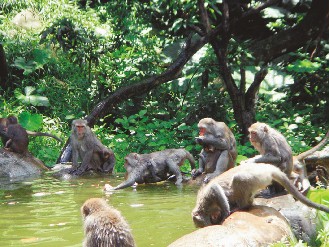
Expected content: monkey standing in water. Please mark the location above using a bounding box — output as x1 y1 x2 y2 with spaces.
244 122 293 193
81 198 136 247
70 119 116 175
192 162 329 228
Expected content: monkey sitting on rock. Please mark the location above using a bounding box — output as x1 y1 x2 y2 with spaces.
192 118 237 184
81 198 136 247
70 119 116 175
192 162 329 228
0 115 62 154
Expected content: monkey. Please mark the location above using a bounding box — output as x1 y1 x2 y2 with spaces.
191 162 329 228
0 120 29 154
292 129 329 194
70 119 116 175
112 149 195 190
192 118 237 183
243 122 293 193
81 198 136 247
3 115 62 142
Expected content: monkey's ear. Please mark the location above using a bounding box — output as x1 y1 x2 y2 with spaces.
264 126 269 133
82 205 91 217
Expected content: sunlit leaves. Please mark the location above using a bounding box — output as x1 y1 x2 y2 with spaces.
286 59 321 73
15 86 50 107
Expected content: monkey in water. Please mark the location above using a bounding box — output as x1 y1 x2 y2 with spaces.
70 119 116 175
192 118 237 183
192 162 329 228
81 198 136 247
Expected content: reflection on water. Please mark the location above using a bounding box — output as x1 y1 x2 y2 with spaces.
0 174 199 247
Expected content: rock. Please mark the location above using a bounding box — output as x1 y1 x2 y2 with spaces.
0 148 48 182
168 205 294 247
254 194 320 245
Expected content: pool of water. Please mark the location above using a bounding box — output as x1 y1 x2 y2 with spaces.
0 173 199 247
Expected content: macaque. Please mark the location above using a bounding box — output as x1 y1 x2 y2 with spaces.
81 198 136 247
0 115 62 146
113 149 195 190
192 118 237 183
70 119 115 175
245 122 293 193
192 162 329 228
292 129 329 194
0 118 29 154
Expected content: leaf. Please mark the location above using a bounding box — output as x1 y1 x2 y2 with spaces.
15 87 50 107
13 57 36 75
286 59 321 73
18 112 43 131
32 49 50 69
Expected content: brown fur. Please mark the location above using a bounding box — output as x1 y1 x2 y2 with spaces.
192 162 329 227
70 119 115 175
81 198 135 247
193 118 237 183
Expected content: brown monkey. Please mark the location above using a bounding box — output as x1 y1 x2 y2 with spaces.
244 122 293 193
192 118 237 183
192 162 329 228
70 119 116 175
81 198 136 247
0 119 29 154
292 129 329 193
113 149 195 190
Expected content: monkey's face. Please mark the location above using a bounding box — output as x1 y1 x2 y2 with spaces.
75 124 86 139
249 130 259 143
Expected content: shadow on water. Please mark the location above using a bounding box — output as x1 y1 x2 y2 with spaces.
0 173 199 247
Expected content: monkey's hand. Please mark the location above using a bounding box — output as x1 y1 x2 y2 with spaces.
191 168 203 179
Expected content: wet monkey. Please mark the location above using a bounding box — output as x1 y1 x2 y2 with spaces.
70 119 115 175
81 198 136 247
192 162 329 228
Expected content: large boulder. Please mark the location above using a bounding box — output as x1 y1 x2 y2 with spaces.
254 194 320 245
0 148 48 182
168 205 294 247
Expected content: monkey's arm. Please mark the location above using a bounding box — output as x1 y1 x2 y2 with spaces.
253 154 281 164
195 135 228 150
204 150 230 183
192 151 206 178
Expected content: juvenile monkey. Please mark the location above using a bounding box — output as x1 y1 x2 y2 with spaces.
192 162 329 228
70 119 115 175
81 198 136 247
192 118 237 183
292 129 329 193
0 119 29 154
113 148 195 190
0 115 62 146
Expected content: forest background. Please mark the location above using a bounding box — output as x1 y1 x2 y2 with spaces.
1 0 329 245
0 0 328 170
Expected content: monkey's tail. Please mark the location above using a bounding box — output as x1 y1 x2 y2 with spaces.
273 171 329 214
184 150 196 170
296 129 329 161
26 130 63 142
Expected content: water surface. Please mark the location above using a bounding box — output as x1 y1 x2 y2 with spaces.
0 174 199 247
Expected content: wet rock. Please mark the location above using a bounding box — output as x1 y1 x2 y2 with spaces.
0 148 48 181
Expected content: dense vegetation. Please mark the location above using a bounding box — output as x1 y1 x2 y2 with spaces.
1 0 329 245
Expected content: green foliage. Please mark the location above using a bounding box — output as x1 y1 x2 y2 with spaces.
18 111 43 131
287 59 321 73
14 86 50 107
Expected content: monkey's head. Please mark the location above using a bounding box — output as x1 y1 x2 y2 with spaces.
192 205 223 228
7 115 18 125
72 119 89 139
248 122 269 144
81 198 109 219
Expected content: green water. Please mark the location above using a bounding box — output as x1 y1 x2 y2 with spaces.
0 174 199 247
